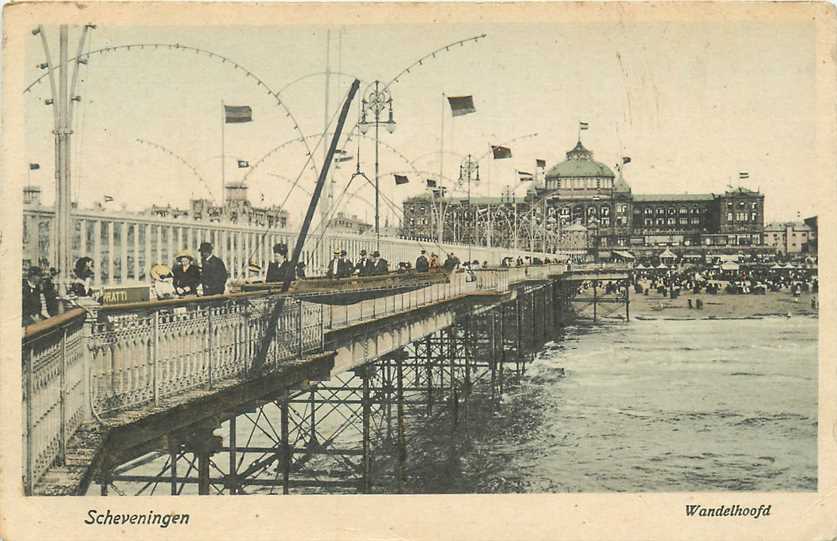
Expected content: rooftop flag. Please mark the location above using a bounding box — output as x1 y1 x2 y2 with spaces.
225 105 253 123
517 170 534 182
426 178 438 188
491 145 512 159
394 174 410 185
103 195 114 202
447 95 476 117
622 156 632 165
579 121 589 131
536 159 546 168
739 171 750 180
29 163 40 170
238 160 250 168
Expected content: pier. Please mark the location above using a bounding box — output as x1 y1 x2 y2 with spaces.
21 261 632 495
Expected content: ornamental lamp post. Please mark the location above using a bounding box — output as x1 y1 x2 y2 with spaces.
358 80 396 251
458 154 479 261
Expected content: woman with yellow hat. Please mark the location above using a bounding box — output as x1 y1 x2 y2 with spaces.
173 248 200 296
150 263 176 301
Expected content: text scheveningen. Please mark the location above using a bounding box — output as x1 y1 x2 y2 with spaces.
686 504 771 519
85 509 189 528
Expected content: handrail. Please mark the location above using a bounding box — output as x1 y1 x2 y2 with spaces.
22 308 86 340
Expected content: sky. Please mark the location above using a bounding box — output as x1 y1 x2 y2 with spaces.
24 19 819 226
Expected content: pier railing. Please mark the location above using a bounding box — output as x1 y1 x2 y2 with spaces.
21 292 323 494
22 309 88 495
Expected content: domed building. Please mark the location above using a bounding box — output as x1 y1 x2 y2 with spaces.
541 140 633 249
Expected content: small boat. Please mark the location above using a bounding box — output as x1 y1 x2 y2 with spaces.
238 269 453 305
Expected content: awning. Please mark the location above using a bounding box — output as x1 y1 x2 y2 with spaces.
635 263 646 269
657 263 668 269
659 248 676 259
613 250 635 260
721 261 740 271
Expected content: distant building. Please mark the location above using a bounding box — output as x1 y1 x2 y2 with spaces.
763 221 814 255
328 212 373 235
401 137 767 255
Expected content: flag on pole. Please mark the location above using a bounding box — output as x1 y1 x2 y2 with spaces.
739 171 749 180
29 163 40 170
622 156 632 165
238 160 250 168
224 105 253 123
394 174 410 186
426 179 438 188
334 149 353 163
103 195 114 202
579 121 589 131
491 145 512 159
517 171 534 182
447 95 476 117
536 159 546 168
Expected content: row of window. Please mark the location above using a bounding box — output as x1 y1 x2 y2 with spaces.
643 217 702 226
726 212 758 222
635 207 709 216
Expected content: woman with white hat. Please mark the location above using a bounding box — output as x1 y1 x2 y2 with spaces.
173 249 200 296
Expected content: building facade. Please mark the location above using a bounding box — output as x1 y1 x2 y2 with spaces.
763 222 815 255
401 139 766 255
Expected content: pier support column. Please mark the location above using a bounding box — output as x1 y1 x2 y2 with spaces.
228 415 238 494
396 355 406 492
361 366 372 493
425 336 433 416
280 388 290 495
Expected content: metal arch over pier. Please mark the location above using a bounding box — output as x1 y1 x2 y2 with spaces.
21 263 632 495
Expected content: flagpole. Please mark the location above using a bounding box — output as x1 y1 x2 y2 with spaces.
221 100 226 207
439 92 445 243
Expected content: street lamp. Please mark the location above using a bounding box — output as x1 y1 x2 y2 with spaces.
358 80 396 251
458 154 479 261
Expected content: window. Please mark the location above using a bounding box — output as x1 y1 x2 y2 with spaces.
668 208 676 215
727 212 734 221
680 207 688 214
691 217 700 225
644 218 652 226
751 212 757 221
656 218 665 225
601 206 611 216
601 217 610 226
656 208 665 215
679 218 688 225
751 202 758 210
667 217 676 225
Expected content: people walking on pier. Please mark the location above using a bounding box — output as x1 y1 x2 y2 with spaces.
41 267 59 316
22 266 44 326
70 257 95 297
173 249 200 296
429 253 440 270
338 250 353 277
415 249 429 272
371 250 389 275
198 242 228 296
265 243 293 283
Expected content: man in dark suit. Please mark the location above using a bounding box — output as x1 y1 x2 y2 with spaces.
355 249 370 275
198 242 228 296
265 243 294 283
337 249 354 278
415 250 429 272
370 251 389 275
22 267 44 326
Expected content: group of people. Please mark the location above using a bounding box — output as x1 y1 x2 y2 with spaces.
325 249 389 278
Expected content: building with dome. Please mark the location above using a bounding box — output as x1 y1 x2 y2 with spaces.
400 137 766 256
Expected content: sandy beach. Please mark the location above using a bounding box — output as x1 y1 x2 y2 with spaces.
621 289 819 320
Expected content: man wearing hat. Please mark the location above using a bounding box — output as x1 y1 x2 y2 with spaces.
22 266 44 326
198 242 228 296
415 249 429 273
266 243 294 283
173 249 200 296
370 250 389 275
326 249 341 278
355 249 370 275
338 249 354 278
